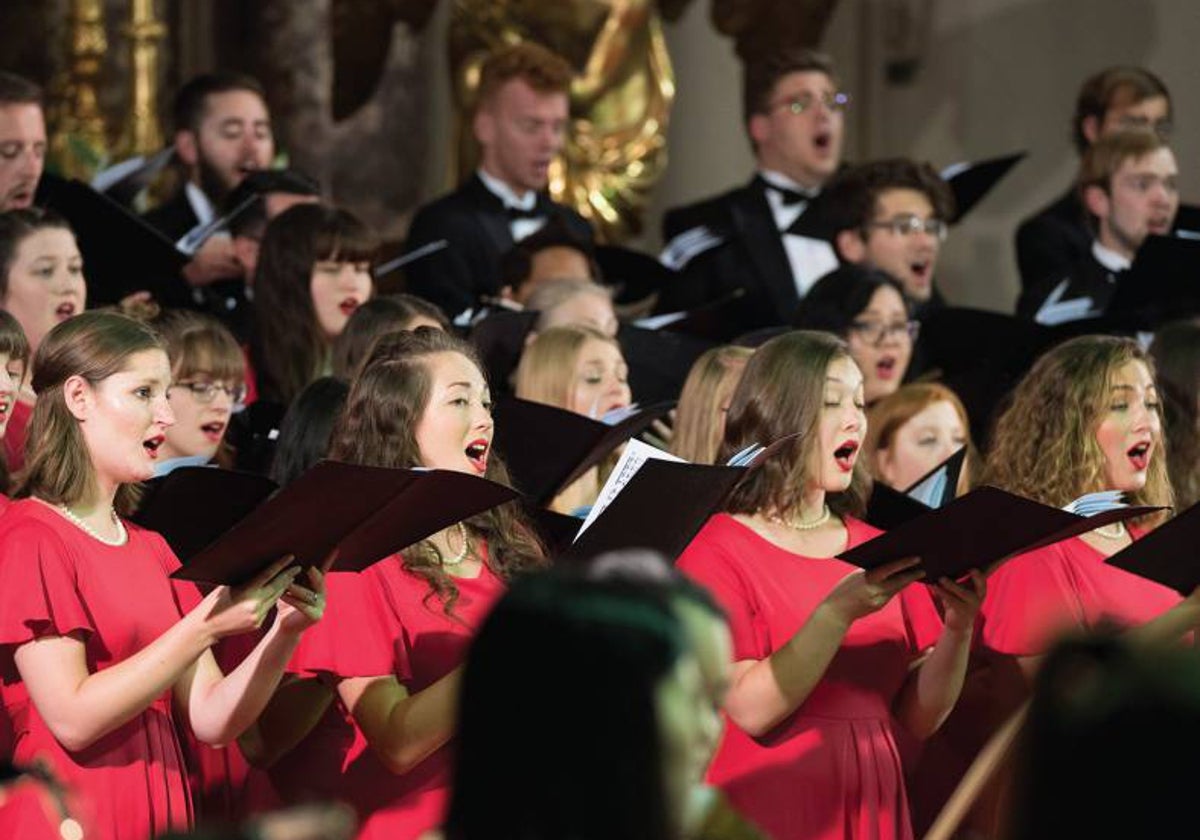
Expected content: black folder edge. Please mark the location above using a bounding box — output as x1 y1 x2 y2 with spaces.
171 461 519 585
1104 502 1199 595
557 401 677 492
864 448 966 531
841 484 1163 580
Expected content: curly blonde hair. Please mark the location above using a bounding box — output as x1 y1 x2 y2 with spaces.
984 336 1173 524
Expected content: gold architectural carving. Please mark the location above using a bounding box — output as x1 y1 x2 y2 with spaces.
115 0 166 158
47 0 109 179
449 0 682 243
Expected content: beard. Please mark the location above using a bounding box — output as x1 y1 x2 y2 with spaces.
196 156 236 207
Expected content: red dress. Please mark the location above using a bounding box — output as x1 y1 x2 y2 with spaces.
677 514 943 840
0 499 202 840
287 549 505 840
3 400 31 473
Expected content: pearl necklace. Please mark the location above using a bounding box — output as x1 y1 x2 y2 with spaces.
769 504 832 531
58 504 127 546
434 522 472 566
1092 521 1128 540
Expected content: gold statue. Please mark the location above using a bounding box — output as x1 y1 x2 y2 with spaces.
449 0 691 243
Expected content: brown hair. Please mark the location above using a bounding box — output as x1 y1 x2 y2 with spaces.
16 311 164 514
1073 66 1171 154
153 310 245 385
251 203 378 406
742 48 836 127
1149 319 1200 511
475 42 573 113
1078 130 1168 195
984 336 1173 524
0 71 43 108
525 279 614 333
515 324 619 411
0 208 74 299
172 71 267 135
822 158 956 235
864 382 978 492
331 294 449 380
329 327 545 613
722 330 869 519
671 346 754 465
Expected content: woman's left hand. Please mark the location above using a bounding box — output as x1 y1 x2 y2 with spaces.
936 570 986 633
276 567 326 635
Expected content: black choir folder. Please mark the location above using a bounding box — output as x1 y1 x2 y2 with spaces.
841 486 1162 581
864 447 967 531
162 460 518 585
1106 502 1200 595
492 397 675 505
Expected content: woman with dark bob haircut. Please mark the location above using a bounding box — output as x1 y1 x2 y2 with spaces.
677 329 983 840
443 569 711 840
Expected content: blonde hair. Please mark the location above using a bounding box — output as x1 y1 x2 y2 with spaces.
865 382 978 492
985 336 1173 525
515 325 619 411
671 346 753 464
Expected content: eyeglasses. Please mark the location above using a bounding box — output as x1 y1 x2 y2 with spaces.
170 380 247 405
847 319 920 346
770 91 850 115
864 214 948 242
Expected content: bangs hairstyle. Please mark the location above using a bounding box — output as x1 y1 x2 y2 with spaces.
329 327 545 613
152 310 244 384
515 324 619 411
864 382 979 491
474 42 573 113
821 158 956 235
984 335 1172 525
792 264 909 334
0 208 73 298
671 345 754 465
16 312 164 515
252 203 379 405
1078 130 1167 195
722 330 869 519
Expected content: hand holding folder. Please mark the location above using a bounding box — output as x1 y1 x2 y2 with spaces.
156 460 518 585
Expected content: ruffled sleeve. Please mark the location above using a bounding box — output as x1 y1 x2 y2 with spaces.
678 520 769 662
289 570 406 681
0 518 96 646
979 542 1084 657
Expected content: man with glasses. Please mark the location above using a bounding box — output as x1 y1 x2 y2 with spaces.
655 49 846 334
1016 66 1173 293
821 158 955 317
1017 130 1179 325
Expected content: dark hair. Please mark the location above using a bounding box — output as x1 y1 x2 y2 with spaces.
0 309 30 492
497 220 599 295
251 203 378 406
269 376 349 488
328 327 545 613
1072 66 1171 154
742 48 836 127
330 295 449 380
16 312 164 514
0 72 43 108
474 42 573 112
172 71 267 135
0 208 73 298
722 330 869 519
792 264 909 335
1149 319 1200 510
444 571 687 840
584 548 725 621
821 158 955 237
223 167 321 239
1008 633 1200 839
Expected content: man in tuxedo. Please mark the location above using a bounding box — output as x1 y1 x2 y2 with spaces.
655 49 845 334
143 72 275 309
1017 130 1178 325
402 42 594 321
0 72 46 212
1015 66 1172 293
822 158 954 318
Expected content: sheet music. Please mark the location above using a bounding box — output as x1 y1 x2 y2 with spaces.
576 439 684 539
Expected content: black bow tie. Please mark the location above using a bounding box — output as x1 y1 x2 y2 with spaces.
505 205 544 221
758 177 815 207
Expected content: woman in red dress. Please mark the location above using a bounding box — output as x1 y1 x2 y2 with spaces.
0 311 325 840
914 336 1199 835
676 330 984 840
281 327 546 840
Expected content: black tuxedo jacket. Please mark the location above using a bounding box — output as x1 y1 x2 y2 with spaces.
656 177 832 336
402 175 594 318
1016 249 1119 324
1014 187 1093 293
